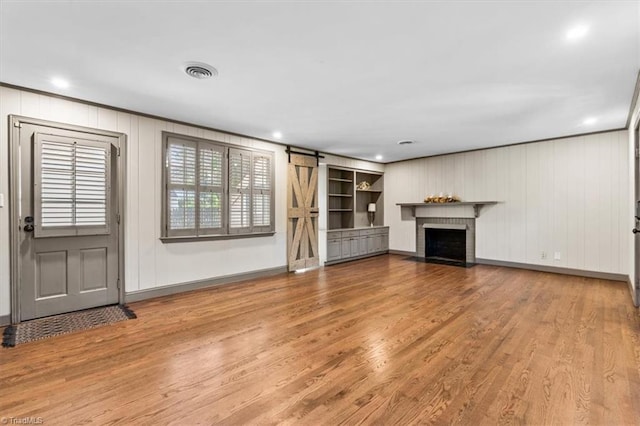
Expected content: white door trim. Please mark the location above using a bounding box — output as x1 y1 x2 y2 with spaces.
8 115 127 324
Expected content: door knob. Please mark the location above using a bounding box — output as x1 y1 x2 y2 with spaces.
23 216 34 232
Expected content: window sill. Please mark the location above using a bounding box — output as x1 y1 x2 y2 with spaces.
160 232 276 243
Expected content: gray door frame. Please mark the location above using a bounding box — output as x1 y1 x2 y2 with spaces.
8 115 127 324
634 116 640 307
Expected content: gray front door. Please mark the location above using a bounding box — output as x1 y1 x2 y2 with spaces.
17 122 120 321
635 124 640 303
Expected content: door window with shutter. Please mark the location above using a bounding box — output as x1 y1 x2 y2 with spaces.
162 133 274 240
34 133 111 238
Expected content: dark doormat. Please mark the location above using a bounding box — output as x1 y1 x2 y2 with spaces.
2 304 136 347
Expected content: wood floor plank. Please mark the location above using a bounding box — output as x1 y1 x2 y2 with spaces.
1 254 639 425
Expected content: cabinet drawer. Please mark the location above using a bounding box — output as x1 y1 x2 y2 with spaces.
342 230 360 238
360 228 377 236
327 231 343 239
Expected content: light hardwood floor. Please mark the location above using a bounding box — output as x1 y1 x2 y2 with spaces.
1 254 639 425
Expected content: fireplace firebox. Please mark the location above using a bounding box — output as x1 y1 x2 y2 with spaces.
424 224 470 267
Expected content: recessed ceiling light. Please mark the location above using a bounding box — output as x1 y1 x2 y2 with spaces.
375 155 383 161
272 131 282 139
583 117 597 125
51 77 70 89
566 24 589 41
397 140 414 145
183 61 218 79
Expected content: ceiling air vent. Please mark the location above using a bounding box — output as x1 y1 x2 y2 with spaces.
397 140 414 145
183 62 218 79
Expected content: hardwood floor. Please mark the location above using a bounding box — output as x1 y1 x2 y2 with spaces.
1 254 639 425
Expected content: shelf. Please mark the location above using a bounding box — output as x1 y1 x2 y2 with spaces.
328 164 384 231
396 201 498 218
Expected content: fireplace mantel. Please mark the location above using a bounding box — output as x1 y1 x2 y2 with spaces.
396 201 498 218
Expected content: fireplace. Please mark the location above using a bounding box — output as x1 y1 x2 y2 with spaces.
417 219 476 266
425 225 467 266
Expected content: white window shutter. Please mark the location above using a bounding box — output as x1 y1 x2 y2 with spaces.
252 153 273 232
198 142 225 234
39 139 75 229
166 137 197 236
75 144 108 227
228 148 252 233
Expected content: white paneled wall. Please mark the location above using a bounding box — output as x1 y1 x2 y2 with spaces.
0 85 632 318
0 87 293 317
385 131 630 275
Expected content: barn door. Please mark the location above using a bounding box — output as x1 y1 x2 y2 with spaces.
287 154 319 271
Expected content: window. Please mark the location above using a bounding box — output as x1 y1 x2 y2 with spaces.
34 133 111 238
162 133 274 239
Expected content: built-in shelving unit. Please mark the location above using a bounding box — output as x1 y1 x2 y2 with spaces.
327 166 385 230
328 168 355 229
325 165 387 265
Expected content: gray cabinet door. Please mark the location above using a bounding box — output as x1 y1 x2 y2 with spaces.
350 238 359 256
374 235 383 252
341 238 351 258
381 233 389 251
359 236 368 255
367 236 376 253
327 239 342 261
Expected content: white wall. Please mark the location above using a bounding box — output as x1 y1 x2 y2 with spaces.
1 85 633 318
385 131 630 275
0 86 292 317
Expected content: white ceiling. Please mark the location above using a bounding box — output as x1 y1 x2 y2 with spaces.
1 1 638 162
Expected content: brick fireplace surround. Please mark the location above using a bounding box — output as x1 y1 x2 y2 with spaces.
415 217 476 264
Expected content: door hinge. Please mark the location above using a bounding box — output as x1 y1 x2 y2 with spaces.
117 147 121 157
117 278 121 290
13 121 22 128
636 147 639 158
116 213 121 224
